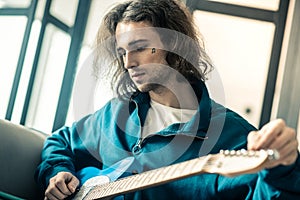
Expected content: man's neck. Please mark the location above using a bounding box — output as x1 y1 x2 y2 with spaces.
149 82 198 110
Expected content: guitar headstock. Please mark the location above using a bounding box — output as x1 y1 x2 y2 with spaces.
203 149 279 177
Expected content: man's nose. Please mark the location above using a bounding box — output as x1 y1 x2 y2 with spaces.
124 51 137 69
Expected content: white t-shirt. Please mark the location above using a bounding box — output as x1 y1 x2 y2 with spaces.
142 100 197 138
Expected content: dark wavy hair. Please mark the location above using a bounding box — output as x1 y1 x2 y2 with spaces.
94 0 213 98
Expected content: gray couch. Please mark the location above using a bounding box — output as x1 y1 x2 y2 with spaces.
0 119 47 199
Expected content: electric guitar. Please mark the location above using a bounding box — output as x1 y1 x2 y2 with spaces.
72 149 279 200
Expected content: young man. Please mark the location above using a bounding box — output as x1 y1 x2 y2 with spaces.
35 0 299 199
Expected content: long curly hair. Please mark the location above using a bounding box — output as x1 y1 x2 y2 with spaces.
94 0 213 98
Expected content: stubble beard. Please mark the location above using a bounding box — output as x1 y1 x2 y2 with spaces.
137 83 162 93
134 66 173 93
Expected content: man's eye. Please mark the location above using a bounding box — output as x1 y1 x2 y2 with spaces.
136 46 146 52
133 44 148 52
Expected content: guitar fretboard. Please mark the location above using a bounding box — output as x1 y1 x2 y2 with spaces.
84 155 212 199
79 149 274 200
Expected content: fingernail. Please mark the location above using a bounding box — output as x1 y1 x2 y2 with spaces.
70 187 75 193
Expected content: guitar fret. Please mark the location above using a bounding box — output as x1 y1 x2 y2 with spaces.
173 157 207 178
110 178 124 191
103 183 115 196
168 161 189 179
99 183 111 197
149 167 167 183
88 184 106 199
107 175 136 196
132 171 150 188
163 162 181 179
123 172 145 191
155 166 172 182
114 173 134 191
151 166 176 184
105 171 146 197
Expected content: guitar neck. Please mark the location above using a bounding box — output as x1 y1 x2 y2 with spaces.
82 149 275 200
84 155 212 199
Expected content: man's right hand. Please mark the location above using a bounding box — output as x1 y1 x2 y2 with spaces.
44 172 80 200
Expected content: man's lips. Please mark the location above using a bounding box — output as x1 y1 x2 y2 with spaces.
131 72 145 78
130 72 146 83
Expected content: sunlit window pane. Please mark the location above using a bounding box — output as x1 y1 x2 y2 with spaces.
50 0 78 27
82 0 121 46
65 46 114 127
26 24 71 133
35 0 46 21
65 46 91 127
65 0 120 126
0 16 27 119
207 0 280 11
0 0 31 8
194 10 275 127
11 20 41 124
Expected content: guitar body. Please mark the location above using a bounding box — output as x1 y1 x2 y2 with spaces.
73 157 136 199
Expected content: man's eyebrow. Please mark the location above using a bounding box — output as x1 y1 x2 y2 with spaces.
128 39 149 46
116 39 149 51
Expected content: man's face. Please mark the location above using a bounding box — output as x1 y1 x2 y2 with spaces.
115 21 171 92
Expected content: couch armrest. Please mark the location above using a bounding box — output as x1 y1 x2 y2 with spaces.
0 119 47 199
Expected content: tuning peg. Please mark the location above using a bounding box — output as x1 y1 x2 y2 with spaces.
219 149 261 157
265 149 280 160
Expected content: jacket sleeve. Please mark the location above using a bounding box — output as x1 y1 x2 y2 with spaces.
253 153 300 199
34 114 102 191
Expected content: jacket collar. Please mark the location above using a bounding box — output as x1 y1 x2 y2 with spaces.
130 80 211 138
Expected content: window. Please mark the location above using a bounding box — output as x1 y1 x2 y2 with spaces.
194 11 275 126
0 0 31 8
0 16 27 118
65 0 121 126
11 20 41 123
187 0 289 128
0 0 91 133
25 24 71 132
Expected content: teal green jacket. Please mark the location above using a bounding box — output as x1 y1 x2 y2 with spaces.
35 81 300 199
